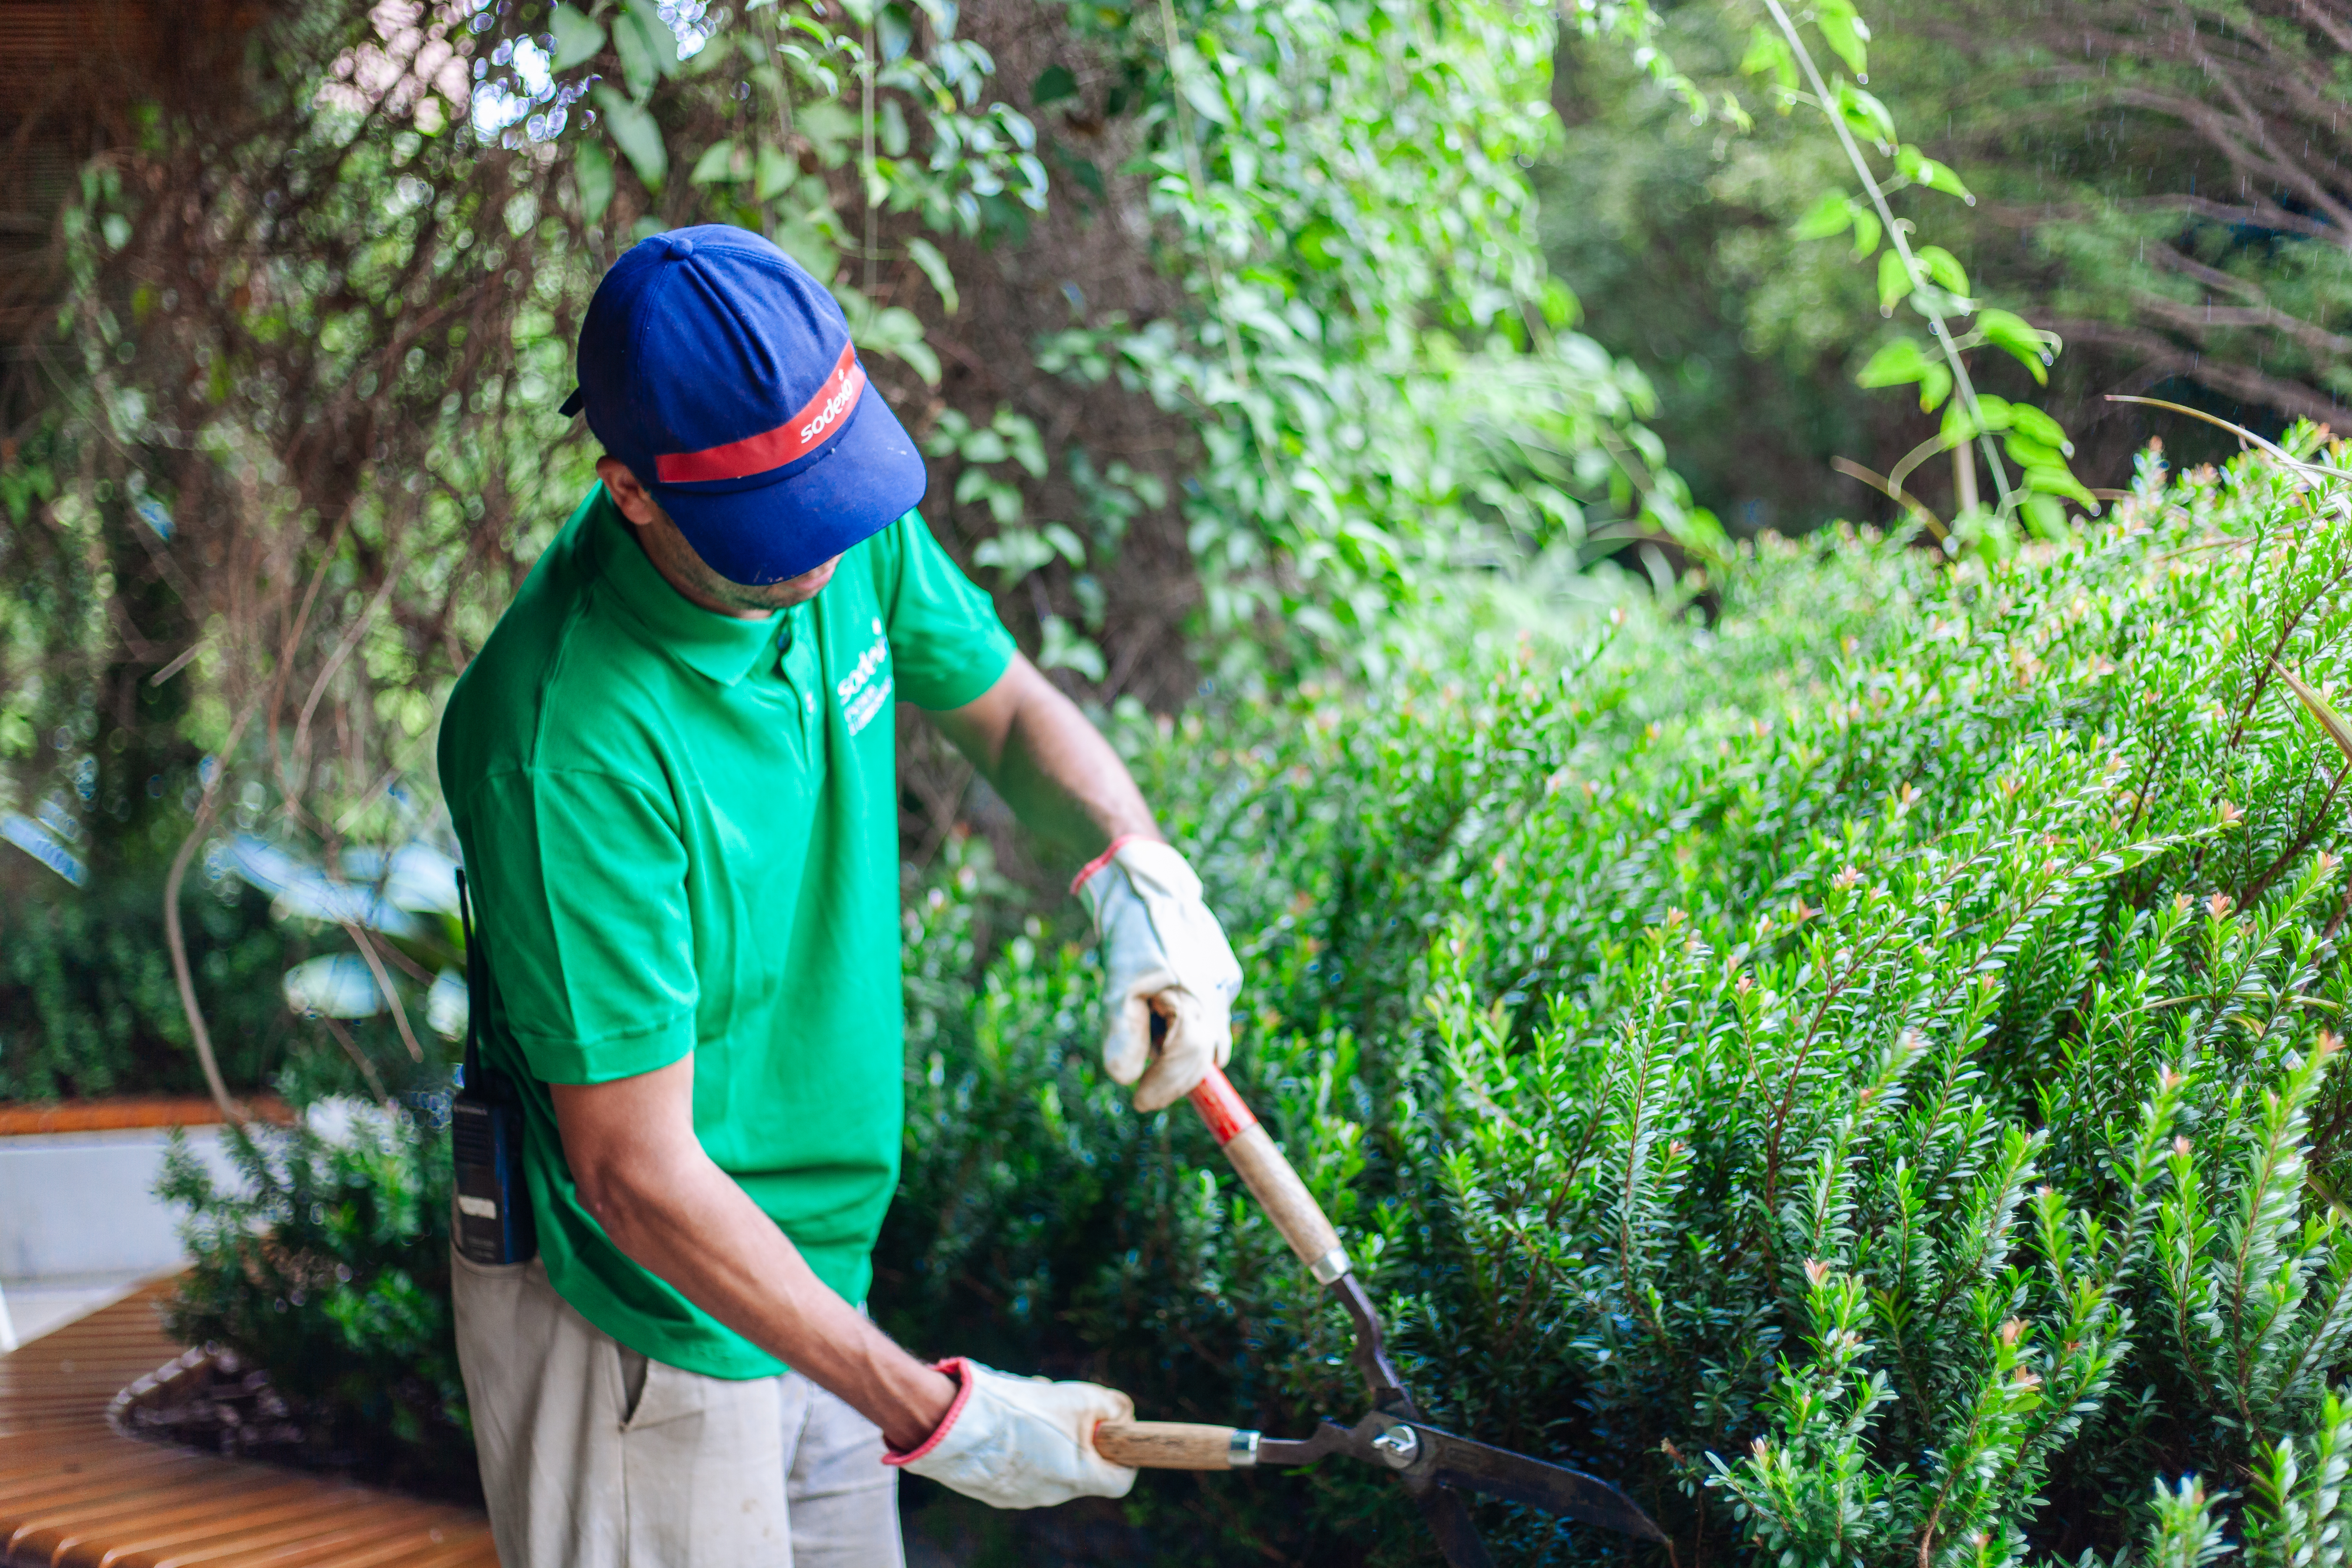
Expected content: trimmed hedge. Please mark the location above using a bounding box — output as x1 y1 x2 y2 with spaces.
878 437 2352 1565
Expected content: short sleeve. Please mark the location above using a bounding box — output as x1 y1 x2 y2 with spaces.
880 511 1017 711
461 769 699 1085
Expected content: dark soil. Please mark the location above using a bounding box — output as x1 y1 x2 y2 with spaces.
118 1346 485 1507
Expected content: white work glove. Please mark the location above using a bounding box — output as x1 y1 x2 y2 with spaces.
1073 836 1243 1112
884 1358 1137 1509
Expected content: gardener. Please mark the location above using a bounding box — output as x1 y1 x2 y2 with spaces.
435 224 1243 1567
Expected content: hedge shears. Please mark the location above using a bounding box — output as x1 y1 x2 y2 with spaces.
1090 1063 1667 1567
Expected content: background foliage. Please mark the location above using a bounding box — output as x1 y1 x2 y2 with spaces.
1537 0 2350 538
0 0 1705 1098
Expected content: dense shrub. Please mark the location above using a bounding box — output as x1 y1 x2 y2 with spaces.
875 436 2352 1565
158 1104 470 1501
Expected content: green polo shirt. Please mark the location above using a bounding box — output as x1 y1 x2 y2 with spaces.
437 485 1015 1378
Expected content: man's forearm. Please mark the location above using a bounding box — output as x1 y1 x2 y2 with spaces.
566 1111 954 1449
934 654 1158 862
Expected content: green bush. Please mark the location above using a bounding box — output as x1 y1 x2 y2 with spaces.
875 436 2352 1565
158 1104 471 1501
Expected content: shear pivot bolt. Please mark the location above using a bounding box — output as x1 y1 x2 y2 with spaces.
1371 1422 1420 1469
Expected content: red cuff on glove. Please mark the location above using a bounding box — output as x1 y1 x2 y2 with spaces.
882 1358 974 1466
1069 832 1148 897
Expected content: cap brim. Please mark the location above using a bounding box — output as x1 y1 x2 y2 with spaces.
652 386 929 585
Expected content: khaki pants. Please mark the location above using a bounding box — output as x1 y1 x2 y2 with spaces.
452 1248 903 1568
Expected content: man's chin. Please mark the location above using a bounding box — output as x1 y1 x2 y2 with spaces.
726 555 838 609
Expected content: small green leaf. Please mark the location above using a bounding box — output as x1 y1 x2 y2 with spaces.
1915 361 1952 411
1856 337 1952 411
1038 614 1106 681
690 139 744 184
1738 24 1797 90
1060 153 1105 201
755 144 794 201
1813 0 1870 76
548 3 606 71
1539 278 1578 329
2020 492 2068 539
2004 431 2064 469
1877 250 1913 314
877 3 913 62
1914 245 1969 297
2274 663 2352 771
1849 207 1882 259
613 1 679 101
1943 393 2012 444
2022 462 2097 508
1976 309 2059 384
1836 80 1896 144
595 87 668 189
905 237 958 315
2006 402 2073 455
1896 144 1973 201
846 299 941 385
1032 64 1078 105
1856 337 1931 387
573 138 615 224
1792 192 1853 241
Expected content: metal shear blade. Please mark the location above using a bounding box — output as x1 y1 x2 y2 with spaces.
1259 1410 1669 1547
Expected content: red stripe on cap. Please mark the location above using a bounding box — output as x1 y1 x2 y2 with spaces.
654 344 865 484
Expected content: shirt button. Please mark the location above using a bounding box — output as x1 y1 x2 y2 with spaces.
805 694 815 712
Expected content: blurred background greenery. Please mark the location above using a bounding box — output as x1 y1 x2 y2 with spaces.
3 0 2339 1099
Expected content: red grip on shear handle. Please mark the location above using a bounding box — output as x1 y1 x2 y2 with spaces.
1185 1064 1349 1282
1188 1064 1258 1145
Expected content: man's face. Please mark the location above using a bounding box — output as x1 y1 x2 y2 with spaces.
596 456 839 619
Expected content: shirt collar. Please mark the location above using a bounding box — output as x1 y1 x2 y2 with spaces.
589 487 785 687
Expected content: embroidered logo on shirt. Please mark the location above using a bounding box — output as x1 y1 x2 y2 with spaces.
838 616 892 735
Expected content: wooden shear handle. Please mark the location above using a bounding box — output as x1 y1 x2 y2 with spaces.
1093 1418 1259 1469
1187 1065 1351 1284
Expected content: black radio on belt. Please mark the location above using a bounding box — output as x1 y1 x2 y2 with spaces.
452 868 537 1267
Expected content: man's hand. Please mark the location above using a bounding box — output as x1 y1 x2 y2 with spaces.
928 657 1244 1109
1074 837 1243 1111
886 1360 1137 1509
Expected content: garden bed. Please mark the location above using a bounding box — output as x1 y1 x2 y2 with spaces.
110 1337 484 1508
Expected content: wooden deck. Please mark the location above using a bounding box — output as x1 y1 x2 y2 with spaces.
0 1280 498 1567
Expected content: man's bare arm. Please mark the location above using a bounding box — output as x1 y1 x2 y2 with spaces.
550 1055 955 1450
926 652 1158 860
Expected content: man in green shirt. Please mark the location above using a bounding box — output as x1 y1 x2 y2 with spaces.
438 227 1243 1565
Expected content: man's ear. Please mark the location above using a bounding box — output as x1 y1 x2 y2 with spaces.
596 456 659 527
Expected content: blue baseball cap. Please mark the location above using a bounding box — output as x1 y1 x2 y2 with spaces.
560 225 927 585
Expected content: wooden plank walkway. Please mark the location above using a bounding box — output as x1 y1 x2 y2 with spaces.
0 1279 498 1567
